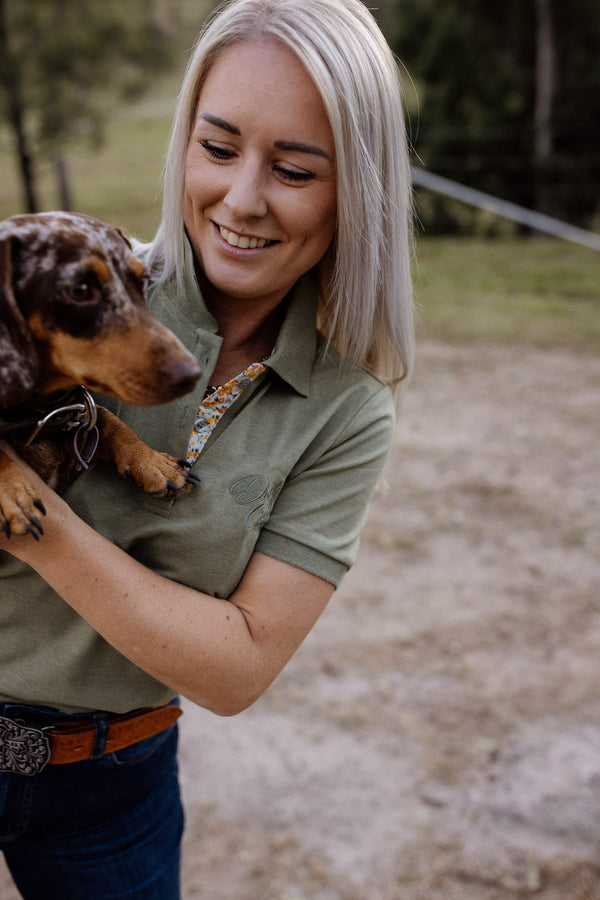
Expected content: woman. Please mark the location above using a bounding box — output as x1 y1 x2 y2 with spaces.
0 0 414 896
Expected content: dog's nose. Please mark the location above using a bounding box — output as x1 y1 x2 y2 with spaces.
162 359 202 396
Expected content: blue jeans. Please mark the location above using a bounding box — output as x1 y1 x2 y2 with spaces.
0 703 184 900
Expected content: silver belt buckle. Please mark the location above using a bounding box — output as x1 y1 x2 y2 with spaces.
0 715 51 776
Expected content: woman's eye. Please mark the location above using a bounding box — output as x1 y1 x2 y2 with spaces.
198 140 314 184
274 165 314 184
200 140 235 161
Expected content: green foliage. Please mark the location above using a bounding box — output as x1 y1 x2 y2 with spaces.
379 0 600 232
0 0 178 209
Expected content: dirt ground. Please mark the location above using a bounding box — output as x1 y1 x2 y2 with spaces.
1 338 599 899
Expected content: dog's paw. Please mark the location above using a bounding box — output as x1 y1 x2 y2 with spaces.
0 474 46 540
123 451 198 499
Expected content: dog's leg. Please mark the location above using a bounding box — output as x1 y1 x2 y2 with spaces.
96 408 197 499
0 449 46 539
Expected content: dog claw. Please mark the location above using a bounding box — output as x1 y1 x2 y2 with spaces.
177 460 200 483
0 502 46 542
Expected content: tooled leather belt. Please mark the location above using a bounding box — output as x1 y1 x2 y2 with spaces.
0 703 182 776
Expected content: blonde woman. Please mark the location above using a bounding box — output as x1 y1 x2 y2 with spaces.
0 1 414 896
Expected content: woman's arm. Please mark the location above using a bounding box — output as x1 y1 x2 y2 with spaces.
0 450 334 716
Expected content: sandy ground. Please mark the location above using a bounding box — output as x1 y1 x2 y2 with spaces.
1 338 599 898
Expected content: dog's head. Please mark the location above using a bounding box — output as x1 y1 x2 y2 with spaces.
0 212 201 406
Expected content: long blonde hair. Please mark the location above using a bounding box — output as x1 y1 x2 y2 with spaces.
149 0 414 387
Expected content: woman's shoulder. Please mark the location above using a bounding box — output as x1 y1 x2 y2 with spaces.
313 332 395 407
290 335 398 451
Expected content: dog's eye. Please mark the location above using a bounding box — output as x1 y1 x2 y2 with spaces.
68 281 92 301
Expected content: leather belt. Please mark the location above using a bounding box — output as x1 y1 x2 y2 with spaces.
0 703 182 776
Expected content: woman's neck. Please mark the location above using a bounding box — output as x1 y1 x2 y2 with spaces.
199 276 285 385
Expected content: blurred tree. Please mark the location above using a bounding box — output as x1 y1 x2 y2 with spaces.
0 0 176 212
380 0 600 231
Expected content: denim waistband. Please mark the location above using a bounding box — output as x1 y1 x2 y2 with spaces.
1 698 180 726
2 702 105 725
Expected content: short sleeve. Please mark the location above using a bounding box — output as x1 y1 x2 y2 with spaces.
255 384 395 586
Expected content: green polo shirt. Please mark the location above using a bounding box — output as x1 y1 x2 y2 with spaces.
0 247 395 713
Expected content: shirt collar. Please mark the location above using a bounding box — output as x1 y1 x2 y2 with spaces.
149 237 318 398
266 273 317 398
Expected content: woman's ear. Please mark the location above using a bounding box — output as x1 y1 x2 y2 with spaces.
0 235 39 405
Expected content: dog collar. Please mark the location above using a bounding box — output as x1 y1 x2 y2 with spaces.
0 386 100 471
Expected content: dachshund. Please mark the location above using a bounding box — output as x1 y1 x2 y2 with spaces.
0 211 202 539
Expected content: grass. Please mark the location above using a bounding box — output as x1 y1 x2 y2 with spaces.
1 88 599 350
0 109 173 241
413 236 600 348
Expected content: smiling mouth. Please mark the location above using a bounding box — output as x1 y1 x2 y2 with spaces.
218 225 274 249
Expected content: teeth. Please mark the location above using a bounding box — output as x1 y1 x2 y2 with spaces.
219 226 268 249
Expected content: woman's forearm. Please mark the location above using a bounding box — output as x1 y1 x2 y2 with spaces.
10 500 261 713
4 475 332 716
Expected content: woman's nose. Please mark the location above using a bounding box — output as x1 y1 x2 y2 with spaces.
224 159 268 220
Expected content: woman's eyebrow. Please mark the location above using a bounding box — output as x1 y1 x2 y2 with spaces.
199 113 240 135
274 140 332 161
198 113 331 161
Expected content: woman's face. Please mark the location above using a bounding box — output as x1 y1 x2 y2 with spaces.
184 40 337 314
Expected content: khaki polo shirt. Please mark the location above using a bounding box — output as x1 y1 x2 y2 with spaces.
0 250 395 713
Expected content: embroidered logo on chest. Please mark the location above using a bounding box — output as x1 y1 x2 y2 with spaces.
229 476 269 527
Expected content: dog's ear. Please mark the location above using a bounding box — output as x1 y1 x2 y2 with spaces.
0 234 39 405
115 226 132 249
